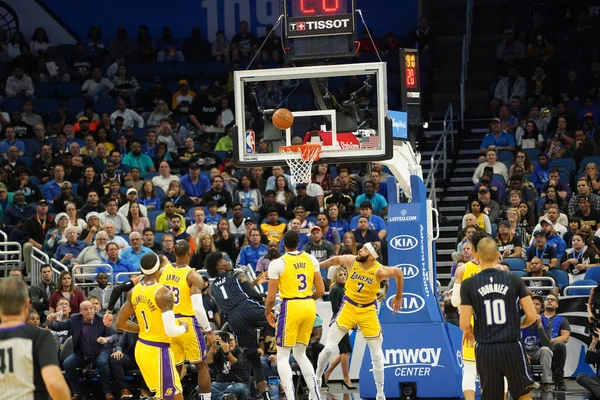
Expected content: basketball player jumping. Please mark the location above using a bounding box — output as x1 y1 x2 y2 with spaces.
264 231 326 400
460 237 537 400
159 241 216 400
115 253 188 400
316 242 403 400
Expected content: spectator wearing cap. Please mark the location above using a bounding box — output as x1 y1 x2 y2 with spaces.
3 189 34 228
52 181 84 214
560 231 600 284
120 231 153 266
496 220 523 259
286 183 319 218
18 199 55 274
349 202 387 241
473 148 509 183
527 230 558 270
288 205 314 236
122 139 155 176
573 196 600 230
180 162 212 205
354 181 388 217
54 226 87 268
11 167 42 204
536 206 568 236
42 164 66 203
80 212 102 245
0 126 25 159
533 216 567 260
472 166 504 202
172 79 196 116
43 212 69 255
304 226 335 263
569 178 600 216
110 97 144 129
475 186 500 223
82 67 114 104
525 259 557 296
117 187 148 217
202 175 234 212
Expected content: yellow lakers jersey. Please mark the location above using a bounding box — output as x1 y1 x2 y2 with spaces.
131 281 170 343
346 260 381 304
159 264 194 316
463 261 480 281
261 223 286 242
279 252 316 299
462 260 480 361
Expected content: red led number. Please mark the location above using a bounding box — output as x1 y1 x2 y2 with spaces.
406 68 416 88
299 0 340 14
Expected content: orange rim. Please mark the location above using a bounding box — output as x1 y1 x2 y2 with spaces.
278 143 322 161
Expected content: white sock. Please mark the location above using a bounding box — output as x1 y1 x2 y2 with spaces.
315 326 347 379
200 394 212 400
368 337 385 396
276 347 295 400
293 344 320 400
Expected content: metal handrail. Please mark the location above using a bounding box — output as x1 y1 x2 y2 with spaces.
460 0 474 129
521 277 557 292
0 240 22 277
564 285 596 296
31 247 50 286
50 258 68 272
424 102 454 212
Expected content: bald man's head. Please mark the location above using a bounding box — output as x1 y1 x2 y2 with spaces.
476 237 498 263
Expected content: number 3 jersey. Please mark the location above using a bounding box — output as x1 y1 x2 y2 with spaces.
159 264 194 317
460 269 529 344
268 251 320 299
345 259 381 304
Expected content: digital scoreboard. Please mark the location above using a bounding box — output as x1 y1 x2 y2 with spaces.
283 0 356 60
399 48 421 125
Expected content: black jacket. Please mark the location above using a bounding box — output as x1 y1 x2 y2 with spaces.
50 313 118 358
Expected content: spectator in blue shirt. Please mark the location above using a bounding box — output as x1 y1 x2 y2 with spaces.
180 161 211 206
95 242 137 283
479 118 516 162
122 139 156 175
355 181 388 216
42 164 67 202
349 202 387 241
0 126 25 159
532 153 550 192
120 231 153 266
532 217 567 260
279 218 310 253
237 228 268 271
54 227 87 269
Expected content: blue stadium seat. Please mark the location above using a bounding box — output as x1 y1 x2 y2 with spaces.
242 209 258 221
55 44 76 59
567 279 598 296
56 82 82 99
511 270 527 278
551 158 576 173
143 171 160 180
68 97 86 114
96 98 116 115
194 79 211 91
34 83 56 98
166 80 180 94
492 174 505 185
497 151 514 165
585 267 600 283
200 62 228 78
71 183 78 194
503 258 526 272
20 156 34 166
22 140 36 156
128 64 148 79
175 62 202 77
306 215 317 225
29 175 41 186
134 128 147 141
579 157 600 173
155 187 165 199
34 98 58 115
523 149 540 160
139 80 154 93
148 63 176 78
3 98 24 113
154 232 164 244
147 210 163 229
117 234 130 244
547 269 569 291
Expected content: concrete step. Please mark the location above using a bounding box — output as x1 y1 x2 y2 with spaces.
436 237 457 244
436 261 455 267
449 176 474 183
457 158 478 165
439 226 459 232
443 215 464 222
437 273 452 281
437 249 456 256
439 206 467 212
454 167 477 173
458 149 480 155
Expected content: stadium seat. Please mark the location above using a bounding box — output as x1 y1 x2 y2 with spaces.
134 128 147 141
147 210 162 229
166 80 180 94
29 176 41 186
200 61 229 79
175 62 203 78
503 258 526 272
34 83 56 98
585 266 600 283
55 44 76 59
566 279 598 296
68 97 86 114
547 269 569 291
56 82 82 99
579 157 600 173
20 156 34 166
242 209 258 221
497 151 514 165
96 98 116 115
3 98 24 113
154 232 164 244
143 171 160 180
511 270 527 278
551 158 576 173
155 187 165 199
523 149 540 160
34 98 58 115
128 64 149 79
492 174 505 185
149 63 176 78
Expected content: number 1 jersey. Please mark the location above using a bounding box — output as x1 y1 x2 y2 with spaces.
460 269 529 344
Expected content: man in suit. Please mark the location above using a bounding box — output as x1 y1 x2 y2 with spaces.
30 263 56 323
47 300 119 400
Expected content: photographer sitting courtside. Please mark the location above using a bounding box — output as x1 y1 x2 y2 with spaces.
204 331 250 400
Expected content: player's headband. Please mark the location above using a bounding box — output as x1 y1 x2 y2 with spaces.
364 242 379 259
141 254 161 275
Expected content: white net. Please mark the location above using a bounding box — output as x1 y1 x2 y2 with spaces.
279 144 321 186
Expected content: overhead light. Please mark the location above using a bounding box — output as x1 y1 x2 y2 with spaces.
422 122 429 129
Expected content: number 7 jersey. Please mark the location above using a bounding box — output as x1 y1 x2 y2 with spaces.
345 259 382 304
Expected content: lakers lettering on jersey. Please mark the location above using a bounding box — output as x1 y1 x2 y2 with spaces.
131 282 170 344
346 260 381 304
159 264 193 316
461 261 480 362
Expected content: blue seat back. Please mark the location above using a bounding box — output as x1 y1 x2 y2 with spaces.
567 279 598 296
584 267 600 283
503 258 526 272
547 269 569 290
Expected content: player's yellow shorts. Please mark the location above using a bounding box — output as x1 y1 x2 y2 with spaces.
135 338 183 399
171 315 208 365
333 296 381 339
276 297 316 348
463 341 476 362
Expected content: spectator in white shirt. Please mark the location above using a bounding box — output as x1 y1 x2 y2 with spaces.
99 199 131 234
186 207 215 236
118 188 148 217
5 67 34 99
110 97 144 128
81 68 114 104
152 160 180 193
101 221 130 250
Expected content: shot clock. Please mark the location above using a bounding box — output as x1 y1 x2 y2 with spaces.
399 48 421 126
283 0 356 60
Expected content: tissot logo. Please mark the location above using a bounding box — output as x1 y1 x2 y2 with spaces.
289 18 351 31
386 292 425 314
389 235 418 250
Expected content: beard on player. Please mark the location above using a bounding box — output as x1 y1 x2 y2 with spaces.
356 254 369 263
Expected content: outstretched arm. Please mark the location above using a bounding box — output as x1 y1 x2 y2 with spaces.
320 255 355 270
115 291 139 333
376 265 404 313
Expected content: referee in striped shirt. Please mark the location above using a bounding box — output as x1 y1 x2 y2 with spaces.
460 237 538 400
0 277 70 400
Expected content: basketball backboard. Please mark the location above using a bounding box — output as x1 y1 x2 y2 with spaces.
232 62 392 168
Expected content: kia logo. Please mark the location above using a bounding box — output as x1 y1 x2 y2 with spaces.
386 292 425 314
390 235 418 251
396 264 419 279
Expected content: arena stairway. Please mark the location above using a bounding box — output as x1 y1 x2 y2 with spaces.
426 119 490 290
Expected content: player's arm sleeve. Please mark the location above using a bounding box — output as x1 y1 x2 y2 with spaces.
509 273 530 299
311 255 321 272
107 279 135 312
451 283 461 307
34 330 60 369
191 294 212 332
267 258 284 280
162 310 186 337
459 280 473 306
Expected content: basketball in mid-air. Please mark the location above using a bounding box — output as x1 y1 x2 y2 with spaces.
272 108 294 130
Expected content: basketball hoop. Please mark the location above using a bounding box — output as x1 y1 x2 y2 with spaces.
279 143 322 186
